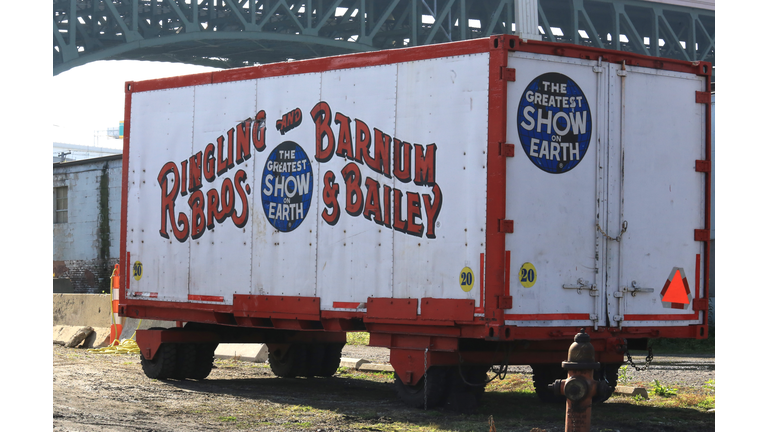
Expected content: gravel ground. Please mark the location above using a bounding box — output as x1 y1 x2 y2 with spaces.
342 345 715 389
53 344 715 431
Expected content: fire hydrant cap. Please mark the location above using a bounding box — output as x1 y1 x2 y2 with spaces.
562 329 601 370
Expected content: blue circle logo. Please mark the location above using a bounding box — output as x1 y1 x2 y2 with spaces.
261 141 313 232
517 72 592 174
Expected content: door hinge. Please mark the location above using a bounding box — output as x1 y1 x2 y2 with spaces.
499 219 514 233
695 91 711 104
500 142 515 157
694 229 710 242
695 160 711 172
693 297 709 311
502 67 516 81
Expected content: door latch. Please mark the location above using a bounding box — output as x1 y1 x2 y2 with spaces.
622 281 655 297
563 279 599 296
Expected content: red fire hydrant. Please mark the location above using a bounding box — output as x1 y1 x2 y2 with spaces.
548 329 613 432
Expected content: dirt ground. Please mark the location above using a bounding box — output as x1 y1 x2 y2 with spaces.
53 344 714 432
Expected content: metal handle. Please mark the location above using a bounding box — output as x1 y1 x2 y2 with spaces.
563 279 599 296
623 281 655 297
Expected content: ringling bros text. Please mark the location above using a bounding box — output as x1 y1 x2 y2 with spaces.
156 101 442 242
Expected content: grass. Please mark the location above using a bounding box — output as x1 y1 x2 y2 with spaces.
178 368 713 432
346 332 370 346
336 367 396 383
648 326 715 354
651 379 678 397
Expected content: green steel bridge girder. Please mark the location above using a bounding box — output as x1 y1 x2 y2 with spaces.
53 0 714 77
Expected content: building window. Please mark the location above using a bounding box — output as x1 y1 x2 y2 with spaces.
55 186 68 224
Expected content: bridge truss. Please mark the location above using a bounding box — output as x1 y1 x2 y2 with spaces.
54 0 714 77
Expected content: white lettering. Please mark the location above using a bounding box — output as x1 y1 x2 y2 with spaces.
263 174 274 196
553 112 571 135
530 138 540 157
521 106 536 131
569 111 588 135
537 109 553 134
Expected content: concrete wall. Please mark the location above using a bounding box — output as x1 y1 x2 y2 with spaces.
53 155 122 293
53 294 112 328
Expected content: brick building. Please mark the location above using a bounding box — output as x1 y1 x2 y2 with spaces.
53 154 122 293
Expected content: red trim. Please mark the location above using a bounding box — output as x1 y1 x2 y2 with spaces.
332 302 364 309
128 39 489 94
504 250 511 296
128 72 214 93
504 313 591 321
475 252 485 314
321 310 365 320
484 35 510 320
123 252 130 302
701 72 712 328
625 314 699 321
421 298 475 322
131 292 159 298
695 254 701 299
119 86 132 303
511 36 711 77
189 295 224 303
367 298 418 320
233 295 321 318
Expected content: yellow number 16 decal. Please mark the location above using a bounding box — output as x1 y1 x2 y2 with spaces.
519 262 536 288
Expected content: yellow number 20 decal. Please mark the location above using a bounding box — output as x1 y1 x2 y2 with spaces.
133 261 143 281
460 267 474 292
519 262 536 288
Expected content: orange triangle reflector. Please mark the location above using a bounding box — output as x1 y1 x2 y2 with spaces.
662 270 690 304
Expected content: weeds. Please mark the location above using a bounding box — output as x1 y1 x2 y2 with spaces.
649 326 715 354
618 365 633 384
652 380 678 397
346 332 370 346
703 379 715 391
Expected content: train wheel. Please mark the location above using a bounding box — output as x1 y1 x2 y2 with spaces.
141 343 177 380
593 363 621 403
444 365 490 413
189 343 218 380
318 342 345 377
394 366 449 409
173 344 197 379
305 344 326 377
267 344 306 378
531 364 567 403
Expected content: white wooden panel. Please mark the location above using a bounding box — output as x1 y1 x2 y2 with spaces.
187 81 258 304
251 74 321 298
126 87 194 302
392 54 489 305
504 53 600 326
315 65 398 310
616 67 706 325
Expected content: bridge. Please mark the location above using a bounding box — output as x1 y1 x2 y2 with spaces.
53 0 715 77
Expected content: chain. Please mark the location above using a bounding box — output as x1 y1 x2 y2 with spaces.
423 348 428 410
626 346 654 371
597 220 628 242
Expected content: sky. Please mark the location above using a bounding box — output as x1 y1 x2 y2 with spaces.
52 60 221 152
